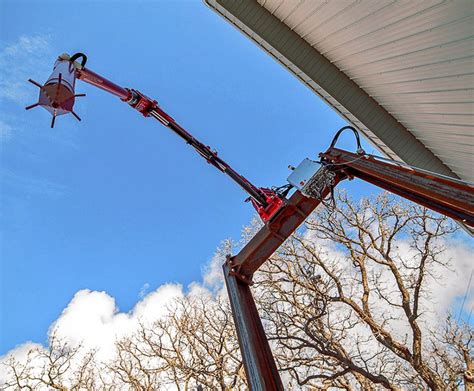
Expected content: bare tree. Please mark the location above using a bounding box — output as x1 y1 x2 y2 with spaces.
3 191 471 390
2 296 245 390
2 333 98 390
103 334 167 390
255 191 472 390
112 295 246 390
428 316 473 389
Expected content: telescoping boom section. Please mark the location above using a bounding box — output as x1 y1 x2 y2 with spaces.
25 53 284 222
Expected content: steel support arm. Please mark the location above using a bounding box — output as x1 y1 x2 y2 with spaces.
228 168 344 282
223 262 283 390
225 151 473 388
320 148 474 227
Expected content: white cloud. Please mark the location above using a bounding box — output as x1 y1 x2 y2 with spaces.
429 240 473 319
139 282 150 298
0 34 52 104
132 283 184 321
48 284 185 362
48 236 474 357
202 244 228 288
303 208 474 325
3 35 51 57
202 220 262 289
0 34 53 144
0 285 187 383
0 242 232 379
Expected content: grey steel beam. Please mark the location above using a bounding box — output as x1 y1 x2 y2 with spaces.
223 261 284 390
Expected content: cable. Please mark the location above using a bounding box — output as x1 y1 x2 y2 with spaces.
272 183 293 198
69 52 88 68
322 154 366 167
458 268 473 324
329 126 365 155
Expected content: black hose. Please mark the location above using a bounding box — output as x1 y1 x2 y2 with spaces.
69 52 87 67
329 125 365 154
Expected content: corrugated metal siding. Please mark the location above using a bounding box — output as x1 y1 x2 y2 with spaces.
205 0 416 162
256 0 474 182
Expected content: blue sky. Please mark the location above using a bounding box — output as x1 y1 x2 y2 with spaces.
1 0 471 356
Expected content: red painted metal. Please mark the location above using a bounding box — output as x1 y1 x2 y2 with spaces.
223 261 284 390
76 67 130 100
320 147 474 227
119 89 285 219
224 169 342 387
123 89 277 214
230 170 345 280
231 148 474 282
27 53 284 220
76 64 286 219
250 187 284 223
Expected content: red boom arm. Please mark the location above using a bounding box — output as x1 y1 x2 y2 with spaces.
74 67 284 221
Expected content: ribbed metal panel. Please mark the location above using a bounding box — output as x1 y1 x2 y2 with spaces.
257 0 474 182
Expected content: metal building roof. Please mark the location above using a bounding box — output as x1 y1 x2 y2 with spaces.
205 0 474 183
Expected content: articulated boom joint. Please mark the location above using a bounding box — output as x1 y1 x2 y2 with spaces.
125 89 174 124
249 187 284 223
125 89 156 115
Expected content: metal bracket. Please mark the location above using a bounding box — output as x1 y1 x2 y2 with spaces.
226 255 254 285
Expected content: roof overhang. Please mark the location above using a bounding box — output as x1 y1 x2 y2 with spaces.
205 0 473 184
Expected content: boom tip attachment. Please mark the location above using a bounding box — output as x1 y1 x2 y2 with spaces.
26 56 85 128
